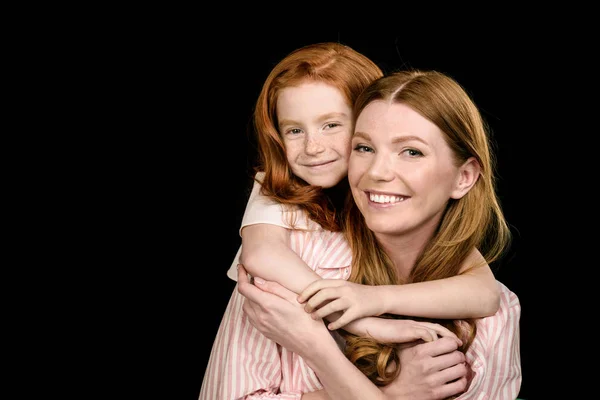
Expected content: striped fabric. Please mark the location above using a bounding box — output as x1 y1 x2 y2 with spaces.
200 229 352 399
460 282 522 399
201 174 521 399
201 243 521 399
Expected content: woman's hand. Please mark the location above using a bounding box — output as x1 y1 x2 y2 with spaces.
237 265 330 355
381 337 469 399
239 266 470 399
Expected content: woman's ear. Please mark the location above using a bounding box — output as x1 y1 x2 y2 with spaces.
450 157 481 199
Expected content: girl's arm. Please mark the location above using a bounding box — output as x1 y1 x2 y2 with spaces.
379 247 500 319
246 224 499 324
240 223 321 294
299 248 500 332
226 172 322 292
238 266 468 400
241 224 486 339
240 175 499 334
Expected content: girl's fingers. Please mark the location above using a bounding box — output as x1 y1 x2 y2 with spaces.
309 298 345 320
304 288 339 312
298 279 342 303
422 322 458 340
297 280 329 303
324 309 353 331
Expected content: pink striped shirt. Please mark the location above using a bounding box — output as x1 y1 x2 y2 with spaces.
200 174 521 399
200 228 353 399
460 282 521 399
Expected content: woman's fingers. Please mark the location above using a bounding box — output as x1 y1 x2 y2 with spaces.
436 376 469 399
432 349 467 372
237 265 262 301
252 276 299 303
423 321 456 337
416 336 463 358
237 264 298 303
419 327 439 342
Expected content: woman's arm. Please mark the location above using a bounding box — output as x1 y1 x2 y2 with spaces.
238 266 468 400
199 285 304 399
237 266 382 399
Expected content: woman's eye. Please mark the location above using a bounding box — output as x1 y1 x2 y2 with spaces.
353 144 373 153
404 148 423 157
288 128 303 135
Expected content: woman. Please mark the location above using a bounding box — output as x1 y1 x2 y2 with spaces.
238 70 521 399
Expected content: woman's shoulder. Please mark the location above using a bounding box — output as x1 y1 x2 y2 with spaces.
497 281 520 311
475 281 520 332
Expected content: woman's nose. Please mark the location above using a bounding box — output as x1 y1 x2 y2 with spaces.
367 154 394 181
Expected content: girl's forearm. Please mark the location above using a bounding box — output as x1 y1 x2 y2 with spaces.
381 273 499 319
241 224 321 294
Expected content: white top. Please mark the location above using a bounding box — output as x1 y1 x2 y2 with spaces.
226 172 320 281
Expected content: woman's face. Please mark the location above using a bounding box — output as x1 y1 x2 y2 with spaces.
276 81 353 188
348 101 465 238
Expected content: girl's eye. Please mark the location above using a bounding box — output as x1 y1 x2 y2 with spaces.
353 144 373 153
325 123 341 129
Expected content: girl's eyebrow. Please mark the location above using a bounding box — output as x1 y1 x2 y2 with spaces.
279 112 350 127
317 112 349 122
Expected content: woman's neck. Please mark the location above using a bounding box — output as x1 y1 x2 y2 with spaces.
375 222 438 281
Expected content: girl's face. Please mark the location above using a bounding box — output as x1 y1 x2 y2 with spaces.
277 81 353 188
348 100 476 240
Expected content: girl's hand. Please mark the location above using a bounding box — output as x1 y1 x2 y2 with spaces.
298 279 387 330
361 317 461 344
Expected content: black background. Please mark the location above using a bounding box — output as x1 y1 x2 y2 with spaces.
121 30 572 399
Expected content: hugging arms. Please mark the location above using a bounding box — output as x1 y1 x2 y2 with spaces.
200 43 520 399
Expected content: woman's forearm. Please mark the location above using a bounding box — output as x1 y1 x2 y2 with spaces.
299 333 384 400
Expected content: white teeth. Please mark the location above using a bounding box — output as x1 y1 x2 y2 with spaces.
369 193 405 204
